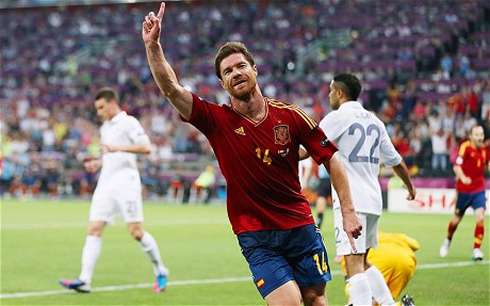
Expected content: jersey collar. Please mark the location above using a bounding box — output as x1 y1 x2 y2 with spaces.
339 101 362 110
109 111 127 124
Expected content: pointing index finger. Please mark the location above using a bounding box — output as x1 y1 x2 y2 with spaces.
348 234 358 253
157 2 166 20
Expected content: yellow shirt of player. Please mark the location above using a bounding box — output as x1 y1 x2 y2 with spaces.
342 232 420 299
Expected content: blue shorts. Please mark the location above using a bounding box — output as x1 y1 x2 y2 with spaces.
237 223 331 298
455 190 486 217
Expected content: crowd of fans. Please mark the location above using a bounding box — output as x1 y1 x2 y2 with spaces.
1 0 489 200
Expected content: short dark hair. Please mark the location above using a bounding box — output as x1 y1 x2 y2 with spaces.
333 73 362 101
469 124 483 135
95 87 119 104
214 41 256 80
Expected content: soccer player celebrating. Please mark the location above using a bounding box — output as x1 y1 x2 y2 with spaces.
142 3 362 305
440 124 489 260
317 74 416 305
59 87 169 293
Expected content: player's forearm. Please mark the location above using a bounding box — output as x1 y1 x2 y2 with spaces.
392 161 416 200
392 161 414 191
325 154 355 214
453 164 467 181
114 143 151 154
145 41 192 118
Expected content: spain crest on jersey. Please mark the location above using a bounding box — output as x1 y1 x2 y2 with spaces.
274 125 291 145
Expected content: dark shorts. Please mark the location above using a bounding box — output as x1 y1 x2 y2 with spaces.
314 178 331 198
21 177 38 186
237 223 331 298
455 190 486 217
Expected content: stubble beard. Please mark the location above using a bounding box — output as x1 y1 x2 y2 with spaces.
230 80 256 102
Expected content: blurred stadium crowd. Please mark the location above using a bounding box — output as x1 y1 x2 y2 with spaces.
1 0 489 200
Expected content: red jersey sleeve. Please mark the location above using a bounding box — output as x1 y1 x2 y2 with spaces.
290 106 338 165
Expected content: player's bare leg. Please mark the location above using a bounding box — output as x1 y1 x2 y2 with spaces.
300 283 328 306
265 280 302 306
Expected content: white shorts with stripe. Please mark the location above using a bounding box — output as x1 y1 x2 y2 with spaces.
333 207 378 256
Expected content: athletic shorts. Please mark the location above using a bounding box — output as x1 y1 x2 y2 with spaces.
237 223 331 298
454 190 486 217
334 208 378 256
314 178 331 198
89 185 144 224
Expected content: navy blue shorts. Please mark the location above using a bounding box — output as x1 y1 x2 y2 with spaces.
237 223 331 298
455 190 486 217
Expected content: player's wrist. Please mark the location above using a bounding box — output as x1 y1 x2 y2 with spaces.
146 40 162 50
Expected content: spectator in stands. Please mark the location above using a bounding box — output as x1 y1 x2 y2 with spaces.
44 155 61 199
439 53 453 79
142 4 362 305
0 0 488 190
430 128 449 172
481 80 490 122
140 155 162 199
456 52 471 78
462 110 478 134
20 154 43 200
0 155 21 197
464 87 479 119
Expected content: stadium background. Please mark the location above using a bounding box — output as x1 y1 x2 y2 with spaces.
0 0 489 305
1 0 489 201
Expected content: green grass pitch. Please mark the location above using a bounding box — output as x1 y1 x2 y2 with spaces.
1 199 489 305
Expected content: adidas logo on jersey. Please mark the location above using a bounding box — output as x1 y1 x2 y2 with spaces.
234 127 246 136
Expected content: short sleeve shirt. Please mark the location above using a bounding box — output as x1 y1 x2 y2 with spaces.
183 93 338 234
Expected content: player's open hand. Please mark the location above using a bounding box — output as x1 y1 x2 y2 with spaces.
142 2 165 45
342 212 362 253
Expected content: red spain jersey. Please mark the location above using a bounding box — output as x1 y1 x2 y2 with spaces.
184 93 338 234
455 140 488 193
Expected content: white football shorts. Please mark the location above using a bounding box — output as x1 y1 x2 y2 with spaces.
89 184 144 224
333 207 379 256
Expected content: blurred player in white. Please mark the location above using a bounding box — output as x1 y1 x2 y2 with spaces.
59 87 169 293
320 74 416 305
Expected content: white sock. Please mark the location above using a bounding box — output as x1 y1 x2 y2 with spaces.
139 232 168 276
79 235 102 284
348 272 372 305
366 265 395 305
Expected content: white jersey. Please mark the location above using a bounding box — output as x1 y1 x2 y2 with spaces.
319 102 401 215
97 111 150 187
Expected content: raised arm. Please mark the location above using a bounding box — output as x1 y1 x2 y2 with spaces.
323 153 362 252
142 2 193 119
